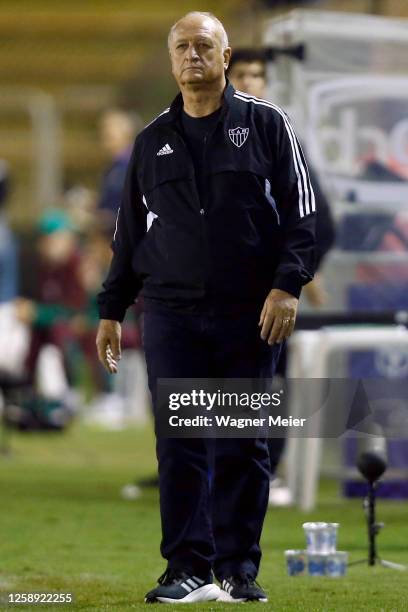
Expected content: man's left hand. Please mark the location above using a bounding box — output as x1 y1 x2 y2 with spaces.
259 288 298 345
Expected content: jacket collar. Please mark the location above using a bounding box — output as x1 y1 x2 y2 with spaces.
162 79 236 125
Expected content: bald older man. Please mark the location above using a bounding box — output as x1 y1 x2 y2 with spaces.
97 11 316 604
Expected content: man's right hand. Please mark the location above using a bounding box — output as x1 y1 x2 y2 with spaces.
96 319 122 374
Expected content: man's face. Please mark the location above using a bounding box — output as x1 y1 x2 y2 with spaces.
169 15 231 88
228 60 266 98
100 115 133 159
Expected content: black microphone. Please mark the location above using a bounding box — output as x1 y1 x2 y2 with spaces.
357 430 387 483
353 426 406 569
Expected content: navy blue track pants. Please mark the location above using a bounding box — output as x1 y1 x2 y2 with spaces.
143 308 282 580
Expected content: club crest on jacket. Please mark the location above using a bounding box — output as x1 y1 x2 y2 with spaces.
228 127 249 148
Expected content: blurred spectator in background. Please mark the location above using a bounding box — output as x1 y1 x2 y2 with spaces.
12 210 85 430
16 209 86 336
227 48 267 98
0 160 18 303
64 184 98 235
228 48 336 505
98 109 141 233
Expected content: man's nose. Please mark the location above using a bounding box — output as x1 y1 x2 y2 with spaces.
186 43 199 60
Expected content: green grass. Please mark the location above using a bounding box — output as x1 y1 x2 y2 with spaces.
0 423 407 611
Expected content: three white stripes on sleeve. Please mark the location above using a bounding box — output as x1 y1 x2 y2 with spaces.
234 91 316 219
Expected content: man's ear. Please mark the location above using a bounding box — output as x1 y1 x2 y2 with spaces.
223 47 232 70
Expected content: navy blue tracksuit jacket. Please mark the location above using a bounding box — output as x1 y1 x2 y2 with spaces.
98 82 316 319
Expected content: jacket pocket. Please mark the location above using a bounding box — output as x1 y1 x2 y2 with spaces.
140 158 190 195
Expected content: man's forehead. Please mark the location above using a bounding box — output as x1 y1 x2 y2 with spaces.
172 17 220 41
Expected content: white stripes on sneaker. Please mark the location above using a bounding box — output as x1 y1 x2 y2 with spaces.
234 90 315 219
222 579 234 594
187 577 203 587
180 576 205 593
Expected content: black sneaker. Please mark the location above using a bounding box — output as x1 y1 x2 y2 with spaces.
144 568 220 604
218 573 268 602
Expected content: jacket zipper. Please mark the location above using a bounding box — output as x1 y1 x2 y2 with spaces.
173 129 203 214
201 118 222 212
171 128 208 279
